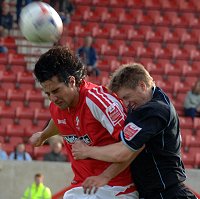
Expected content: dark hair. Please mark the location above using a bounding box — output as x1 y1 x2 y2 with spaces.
34 46 86 86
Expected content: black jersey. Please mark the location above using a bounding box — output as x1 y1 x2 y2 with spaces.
120 87 191 199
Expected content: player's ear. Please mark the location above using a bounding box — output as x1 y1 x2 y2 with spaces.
139 81 146 91
68 76 76 87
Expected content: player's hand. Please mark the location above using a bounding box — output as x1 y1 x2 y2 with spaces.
29 132 45 147
82 175 109 194
72 140 91 160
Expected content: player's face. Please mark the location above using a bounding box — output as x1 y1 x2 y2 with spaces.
41 76 79 110
116 82 150 110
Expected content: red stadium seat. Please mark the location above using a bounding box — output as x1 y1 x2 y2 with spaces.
179 116 193 130
89 7 109 22
181 150 195 168
24 89 44 104
8 53 25 66
24 124 42 138
0 70 16 83
194 153 200 168
6 89 25 106
15 106 34 125
66 21 82 36
5 124 25 137
103 8 125 24
16 71 35 89
33 145 50 160
0 53 8 64
0 36 16 49
91 0 109 6
193 118 200 131
71 5 90 21
33 108 50 123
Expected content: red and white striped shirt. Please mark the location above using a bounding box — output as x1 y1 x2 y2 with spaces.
50 81 133 187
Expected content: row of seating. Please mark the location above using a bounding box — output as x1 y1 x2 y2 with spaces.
66 22 200 42
71 5 200 27
73 0 200 12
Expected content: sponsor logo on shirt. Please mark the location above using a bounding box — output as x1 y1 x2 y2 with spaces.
63 134 92 145
106 103 124 126
57 119 66 125
124 122 142 141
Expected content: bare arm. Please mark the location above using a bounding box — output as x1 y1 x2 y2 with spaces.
41 119 59 140
72 141 139 162
82 146 144 194
29 119 59 147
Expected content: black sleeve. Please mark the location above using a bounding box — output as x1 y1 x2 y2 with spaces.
121 102 170 150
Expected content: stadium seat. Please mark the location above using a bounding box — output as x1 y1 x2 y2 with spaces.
16 71 35 89
109 0 127 7
179 116 193 130
0 53 8 64
8 53 25 66
91 0 109 6
110 25 127 40
73 0 92 5
24 89 44 104
183 12 199 29
0 70 16 84
162 61 181 77
6 89 25 106
0 36 16 49
33 145 50 160
71 5 90 21
172 81 188 97
181 150 195 168
24 124 42 138
193 118 200 131
3 144 15 155
163 11 182 27
148 10 164 27
99 23 117 39
181 129 193 145
5 124 24 137
194 153 200 168
79 22 99 37
33 108 50 122
66 21 82 36
88 7 109 22
103 8 125 24
15 106 34 125
0 125 6 137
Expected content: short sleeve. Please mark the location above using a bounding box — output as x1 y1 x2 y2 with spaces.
121 102 169 150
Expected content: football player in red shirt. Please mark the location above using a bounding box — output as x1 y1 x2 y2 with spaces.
29 46 140 199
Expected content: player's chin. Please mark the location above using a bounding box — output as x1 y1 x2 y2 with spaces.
58 104 68 110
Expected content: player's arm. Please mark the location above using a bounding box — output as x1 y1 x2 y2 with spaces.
29 119 59 147
72 140 144 162
82 147 144 194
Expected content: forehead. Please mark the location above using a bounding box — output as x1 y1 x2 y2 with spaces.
41 76 63 92
117 87 135 98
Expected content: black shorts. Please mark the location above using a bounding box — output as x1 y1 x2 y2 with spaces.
139 183 198 199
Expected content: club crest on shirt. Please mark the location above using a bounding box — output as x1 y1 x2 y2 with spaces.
63 134 92 145
123 122 142 141
106 103 124 126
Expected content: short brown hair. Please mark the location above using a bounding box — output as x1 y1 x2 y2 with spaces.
108 63 154 93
